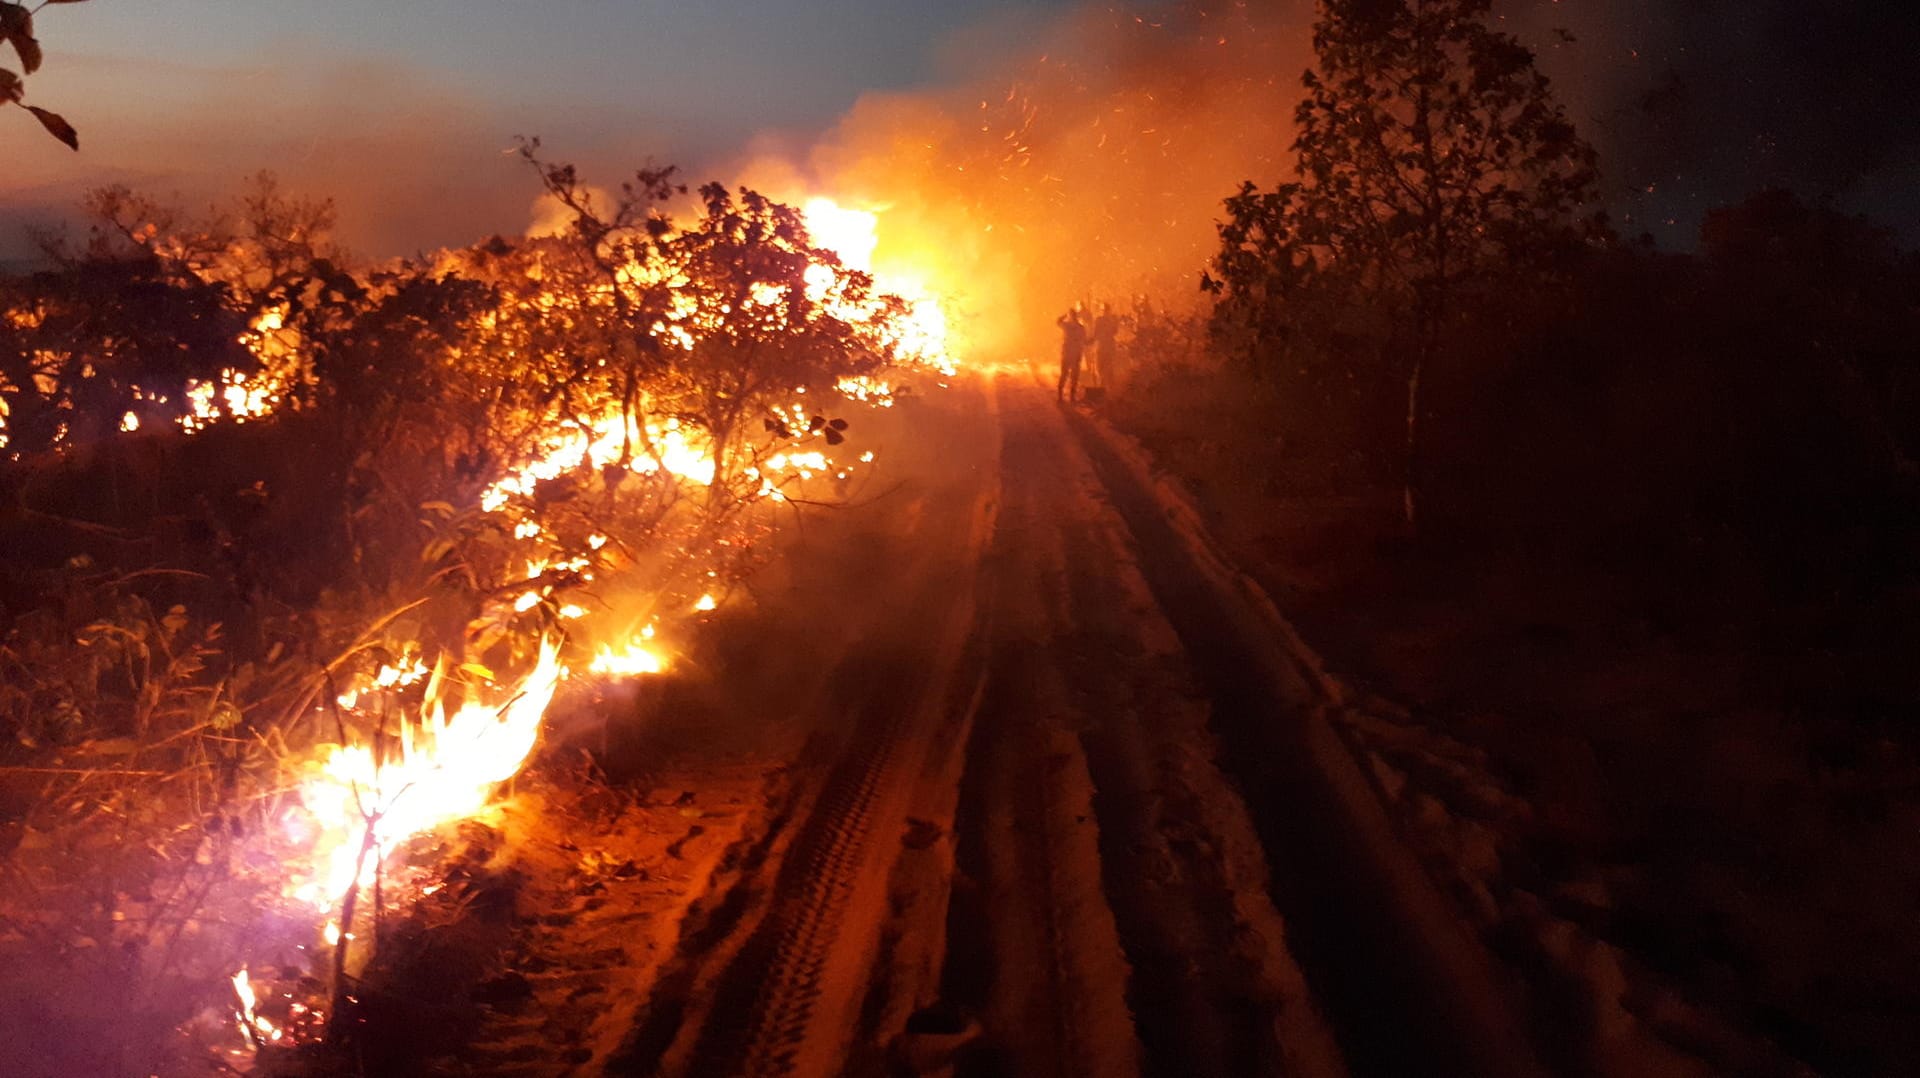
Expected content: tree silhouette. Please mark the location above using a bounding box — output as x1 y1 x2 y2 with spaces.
1208 0 1599 527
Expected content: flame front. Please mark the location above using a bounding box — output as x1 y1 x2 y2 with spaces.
289 637 564 909
589 639 666 677
803 198 957 376
265 197 951 913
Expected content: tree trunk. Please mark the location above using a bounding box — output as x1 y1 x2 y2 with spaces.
1403 354 1423 531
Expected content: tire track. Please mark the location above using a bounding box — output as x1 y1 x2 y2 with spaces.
683 647 918 1076
637 381 1002 1077
937 388 1337 1078
1062 401 1547 1078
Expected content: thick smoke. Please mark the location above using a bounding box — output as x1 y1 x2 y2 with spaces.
14 2 1898 294
739 2 1317 361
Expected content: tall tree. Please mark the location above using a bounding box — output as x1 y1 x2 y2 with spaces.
1208 0 1599 527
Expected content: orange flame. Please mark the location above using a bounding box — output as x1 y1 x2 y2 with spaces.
231 968 284 1045
802 198 958 376
288 637 564 909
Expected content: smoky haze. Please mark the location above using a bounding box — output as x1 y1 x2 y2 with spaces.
743 0 1919 360
740 2 1317 361
7 1 1910 310
0 50 794 266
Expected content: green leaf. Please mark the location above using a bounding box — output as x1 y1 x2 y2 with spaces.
27 105 76 150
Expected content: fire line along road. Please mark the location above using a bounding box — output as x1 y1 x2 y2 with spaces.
433 370 1547 1078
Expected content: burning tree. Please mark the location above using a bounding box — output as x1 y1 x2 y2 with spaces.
0 179 375 462
438 151 910 622
1205 0 1599 527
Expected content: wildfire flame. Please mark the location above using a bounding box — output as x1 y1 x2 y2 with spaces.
480 413 717 514
588 639 667 677
231 968 283 1045
182 306 301 432
803 198 958 376
288 637 565 909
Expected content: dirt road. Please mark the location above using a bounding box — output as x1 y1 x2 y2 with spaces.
453 372 1543 1078
935 380 1347 1078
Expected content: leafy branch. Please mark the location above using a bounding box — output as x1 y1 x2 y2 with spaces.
2 0 84 150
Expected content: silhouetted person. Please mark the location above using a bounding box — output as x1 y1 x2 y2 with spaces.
1056 308 1086 402
1091 304 1120 391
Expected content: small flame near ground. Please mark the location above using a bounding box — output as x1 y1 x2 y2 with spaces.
288 637 566 910
231 968 283 1046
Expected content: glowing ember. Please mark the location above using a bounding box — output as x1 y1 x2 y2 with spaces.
588 638 667 677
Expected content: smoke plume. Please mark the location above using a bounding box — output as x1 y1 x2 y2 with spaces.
738 2 1318 360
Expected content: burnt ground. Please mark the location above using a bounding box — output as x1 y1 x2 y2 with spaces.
283 369 1788 1078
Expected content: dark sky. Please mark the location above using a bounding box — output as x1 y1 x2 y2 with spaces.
1504 0 1920 241
3 0 1915 258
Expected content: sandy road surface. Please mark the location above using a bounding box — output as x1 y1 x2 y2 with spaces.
455 371 1539 1078
602 374 1339 1078
600 375 1002 1078
936 379 1345 1078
